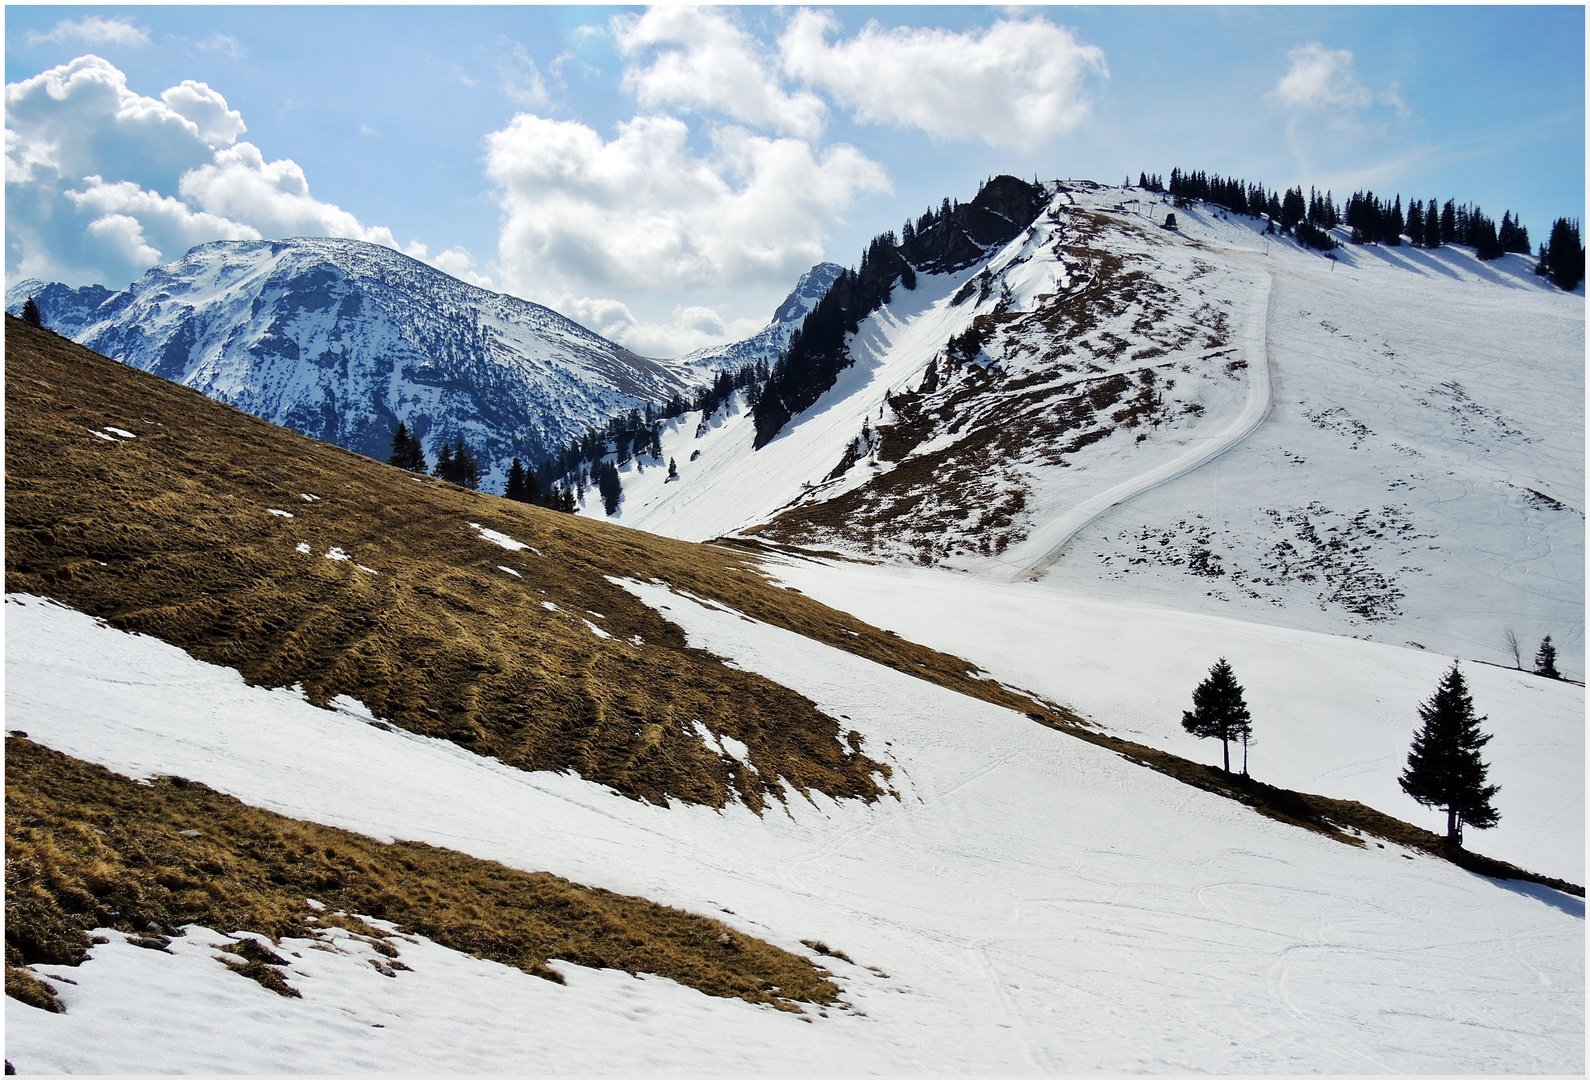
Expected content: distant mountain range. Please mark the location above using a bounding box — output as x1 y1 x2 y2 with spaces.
8 242 848 490
680 262 843 373
7 239 704 489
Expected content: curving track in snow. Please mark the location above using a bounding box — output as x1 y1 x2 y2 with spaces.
1005 266 1275 583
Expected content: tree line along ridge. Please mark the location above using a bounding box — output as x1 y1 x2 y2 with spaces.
333 166 1584 510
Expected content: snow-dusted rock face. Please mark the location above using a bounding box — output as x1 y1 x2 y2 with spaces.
6 239 696 489
681 261 843 374
588 183 1585 676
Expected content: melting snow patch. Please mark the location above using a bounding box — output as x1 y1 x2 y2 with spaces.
104 427 136 439
324 548 351 562
541 601 558 612
690 720 752 768
718 734 753 768
268 509 294 518
357 565 379 575
295 543 311 554
300 493 320 502
582 619 611 640
629 634 644 647
89 429 117 442
469 523 537 553
499 566 522 578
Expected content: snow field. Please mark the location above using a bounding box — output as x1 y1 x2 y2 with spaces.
1038 192 1586 675
5 592 1582 1072
11 924 874 1074
763 554 1585 884
604 183 1582 682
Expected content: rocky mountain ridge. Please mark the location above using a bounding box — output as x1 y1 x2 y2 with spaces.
8 238 698 489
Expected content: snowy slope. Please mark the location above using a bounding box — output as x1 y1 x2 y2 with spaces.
7 592 1583 1073
589 183 1584 678
764 554 1584 884
6 239 698 490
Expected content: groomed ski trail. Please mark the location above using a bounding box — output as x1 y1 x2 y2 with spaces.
1003 264 1275 583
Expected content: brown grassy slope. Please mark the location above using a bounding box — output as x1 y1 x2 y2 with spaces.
4 315 886 811
753 211 1213 563
5 736 840 1013
6 317 1577 898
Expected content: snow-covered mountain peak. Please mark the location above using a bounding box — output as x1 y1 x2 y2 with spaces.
7 237 698 489
682 261 844 374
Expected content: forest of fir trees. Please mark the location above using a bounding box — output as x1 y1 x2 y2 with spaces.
1144 168 1582 285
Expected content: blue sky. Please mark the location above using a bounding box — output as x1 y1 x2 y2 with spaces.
6 5 1583 355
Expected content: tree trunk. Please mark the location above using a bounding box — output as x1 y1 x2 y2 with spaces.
1446 806 1460 846
1221 738 1230 774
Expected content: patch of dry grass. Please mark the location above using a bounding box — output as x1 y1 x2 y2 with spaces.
5 736 840 1012
5 316 886 812
6 311 1573 995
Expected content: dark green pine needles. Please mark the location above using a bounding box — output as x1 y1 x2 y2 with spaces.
1182 658 1252 774
1399 663 1500 847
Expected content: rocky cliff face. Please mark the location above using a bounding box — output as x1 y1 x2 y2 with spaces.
8 239 696 489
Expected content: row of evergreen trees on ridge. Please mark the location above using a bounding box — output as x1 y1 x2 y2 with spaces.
1182 634 1565 848
1148 167 1583 288
383 166 1579 508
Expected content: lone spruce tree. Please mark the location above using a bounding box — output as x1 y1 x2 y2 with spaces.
1399 663 1499 847
1182 658 1252 774
1534 635 1561 680
21 297 43 327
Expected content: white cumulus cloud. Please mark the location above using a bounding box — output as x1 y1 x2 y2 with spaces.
1273 43 1373 112
614 7 826 139
484 109 888 311
5 54 425 288
779 11 1108 147
558 291 764 357
26 16 151 49
160 80 248 147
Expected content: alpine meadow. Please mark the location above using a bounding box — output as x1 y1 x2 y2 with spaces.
4 6 1584 1074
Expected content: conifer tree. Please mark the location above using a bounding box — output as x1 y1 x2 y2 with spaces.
1534 635 1561 680
1280 187 1306 233
1498 212 1530 254
453 439 480 490
597 460 622 515
667 457 679 481
505 457 539 503
1181 658 1252 774
1399 663 1500 846
1538 218 1585 290
389 422 414 469
21 297 42 327
431 442 454 482
1472 213 1502 260
1423 199 1442 248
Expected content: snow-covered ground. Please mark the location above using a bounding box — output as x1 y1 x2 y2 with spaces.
764 554 1584 885
7 592 1582 1073
1055 199 1585 679
585 184 1584 680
